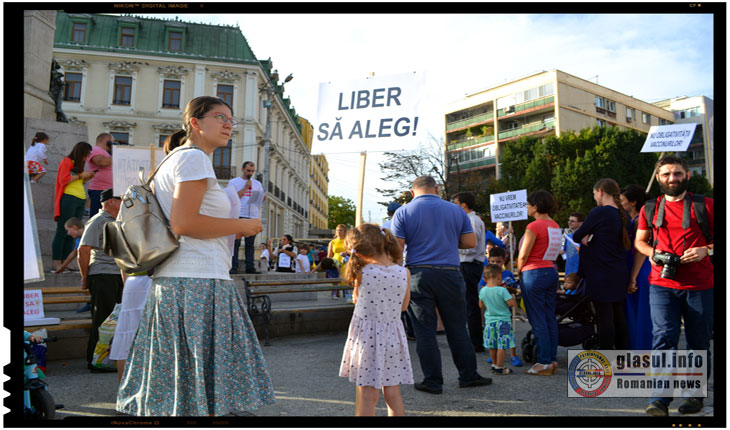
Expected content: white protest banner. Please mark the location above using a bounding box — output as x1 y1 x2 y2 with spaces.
640 123 697 153
24 170 44 283
112 146 165 196
24 290 44 320
490 190 528 223
314 71 425 153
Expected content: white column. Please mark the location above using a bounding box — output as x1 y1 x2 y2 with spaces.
194 64 206 97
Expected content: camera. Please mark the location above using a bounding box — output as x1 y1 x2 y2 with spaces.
653 251 681 280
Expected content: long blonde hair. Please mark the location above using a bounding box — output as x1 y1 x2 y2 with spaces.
343 223 402 286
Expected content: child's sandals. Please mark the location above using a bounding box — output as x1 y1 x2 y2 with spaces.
493 367 513 375
525 363 554 376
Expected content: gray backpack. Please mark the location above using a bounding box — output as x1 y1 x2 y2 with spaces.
103 146 199 273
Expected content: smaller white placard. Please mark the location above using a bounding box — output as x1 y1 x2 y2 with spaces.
640 123 697 153
543 228 563 261
112 146 166 196
490 190 528 223
24 290 45 321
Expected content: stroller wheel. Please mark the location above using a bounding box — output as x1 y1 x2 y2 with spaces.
582 336 599 350
521 331 536 363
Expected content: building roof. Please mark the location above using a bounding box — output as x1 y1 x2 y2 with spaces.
54 12 258 65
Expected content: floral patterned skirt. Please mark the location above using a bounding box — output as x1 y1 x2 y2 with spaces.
116 277 276 416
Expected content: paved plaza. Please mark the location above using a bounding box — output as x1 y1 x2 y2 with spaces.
38 317 715 424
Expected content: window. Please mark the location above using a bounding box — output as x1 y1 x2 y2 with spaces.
659 118 671 125
595 96 605 108
159 134 170 148
72 22 87 43
111 132 129 145
162 80 181 109
540 83 554 97
606 100 616 112
64 72 83 102
113 76 133 105
212 139 233 179
642 112 651 124
168 31 183 51
217 84 234 107
626 107 635 121
596 119 606 127
120 27 135 47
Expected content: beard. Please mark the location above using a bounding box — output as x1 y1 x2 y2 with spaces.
660 177 689 197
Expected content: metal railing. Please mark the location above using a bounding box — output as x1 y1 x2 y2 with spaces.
497 95 554 117
449 156 497 172
446 134 495 152
446 111 494 132
498 120 555 140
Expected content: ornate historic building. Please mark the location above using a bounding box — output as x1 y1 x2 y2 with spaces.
53 12 313 239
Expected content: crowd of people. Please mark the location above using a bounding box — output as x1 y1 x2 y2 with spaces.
27 93 712 417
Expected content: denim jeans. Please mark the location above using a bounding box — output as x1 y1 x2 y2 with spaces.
88 189 102 219
520 267 559 365
406 267 479 389
52 194 86 260
231 217 256 272
648 285 713 406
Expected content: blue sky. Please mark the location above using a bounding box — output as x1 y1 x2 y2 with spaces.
136 12 714 223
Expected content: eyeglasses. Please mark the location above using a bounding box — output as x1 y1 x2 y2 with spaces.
202 112 239 127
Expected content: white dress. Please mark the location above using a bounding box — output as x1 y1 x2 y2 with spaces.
109 275 153 361
339 264 413 388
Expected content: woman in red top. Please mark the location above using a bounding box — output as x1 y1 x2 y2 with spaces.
51 142 95 272
516 190 561 375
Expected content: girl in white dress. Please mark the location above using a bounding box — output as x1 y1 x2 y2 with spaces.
339 223 413 416
26 132 49 183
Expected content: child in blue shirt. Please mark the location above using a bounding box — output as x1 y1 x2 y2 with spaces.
480 246 523 367
479 264 517 374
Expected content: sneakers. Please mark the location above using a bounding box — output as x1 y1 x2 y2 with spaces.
678 397 704 415
644 400 669 417
510 356 524 367
414 382 442 394
458 375 492 388
245 268 261 274
487 357 492 364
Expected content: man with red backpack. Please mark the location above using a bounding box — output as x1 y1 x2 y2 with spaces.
635 155 713 417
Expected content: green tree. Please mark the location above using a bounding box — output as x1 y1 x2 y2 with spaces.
328 195 356 229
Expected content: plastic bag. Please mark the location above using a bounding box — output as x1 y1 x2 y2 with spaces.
90 303 122 369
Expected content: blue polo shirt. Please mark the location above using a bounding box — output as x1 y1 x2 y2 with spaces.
390 194 473 267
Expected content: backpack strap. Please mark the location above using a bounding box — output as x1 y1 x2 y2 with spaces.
643 197 659 246
691 194 713 244
138 145 201 185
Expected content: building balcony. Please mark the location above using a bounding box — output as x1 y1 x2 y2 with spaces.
446 111 494 133
497 95 555 118
213 165 235 180
498 119 555 141
449 156 497 172
446 134 495 152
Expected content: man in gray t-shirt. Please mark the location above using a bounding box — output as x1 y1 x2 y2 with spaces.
78 188 124 372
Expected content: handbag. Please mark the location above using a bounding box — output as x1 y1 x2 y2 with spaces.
103 146 200 273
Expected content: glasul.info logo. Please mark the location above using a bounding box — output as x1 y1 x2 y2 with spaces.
568 350 612 397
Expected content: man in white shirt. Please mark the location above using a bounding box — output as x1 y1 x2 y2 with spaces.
229 161 265 274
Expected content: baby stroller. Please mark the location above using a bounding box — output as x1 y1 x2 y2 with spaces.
521 279 599 363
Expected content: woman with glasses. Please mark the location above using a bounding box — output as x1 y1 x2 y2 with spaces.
116 96 275 416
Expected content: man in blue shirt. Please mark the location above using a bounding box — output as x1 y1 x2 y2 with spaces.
391 176 492 394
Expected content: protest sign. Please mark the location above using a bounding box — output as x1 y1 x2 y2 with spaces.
24 171 44 283
640 123 697 153
112 146 165 196
24 290 44 320
314 71 425 153
490 190 528 223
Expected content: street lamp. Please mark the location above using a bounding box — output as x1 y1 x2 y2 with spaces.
259 69 293 240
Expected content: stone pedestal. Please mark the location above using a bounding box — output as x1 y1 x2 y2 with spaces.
25 118 89 270
24 10 58 121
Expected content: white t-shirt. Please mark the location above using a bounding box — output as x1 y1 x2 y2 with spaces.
229 176 264 218
25 143 47 163
295 254 311 273
152 147 232 280
260 249 270 261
